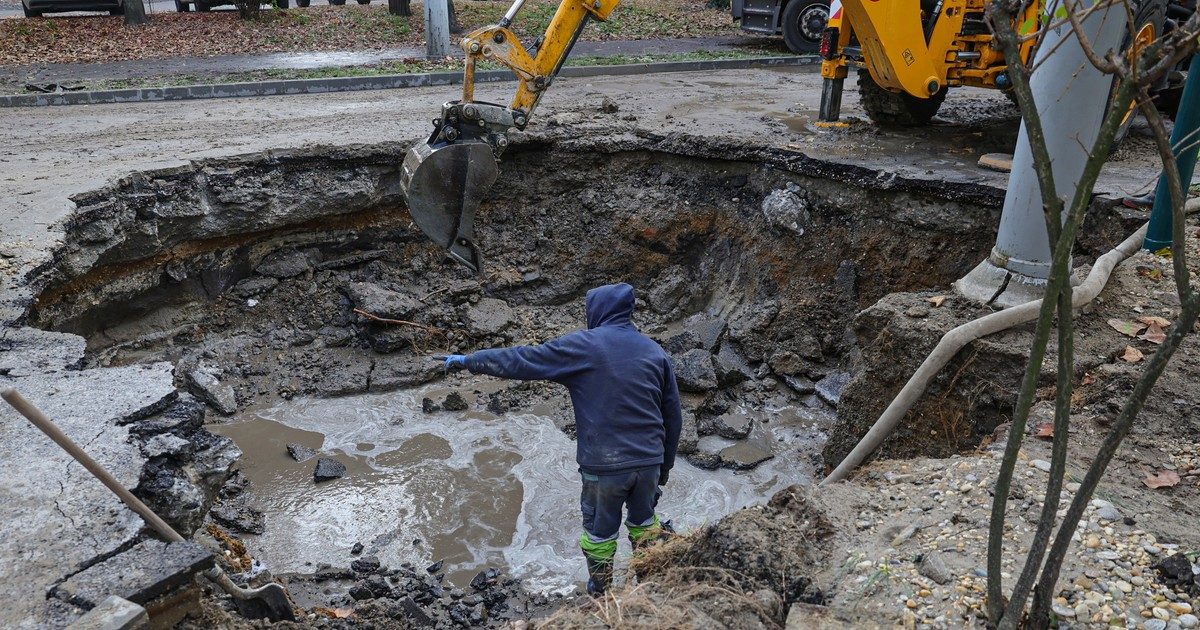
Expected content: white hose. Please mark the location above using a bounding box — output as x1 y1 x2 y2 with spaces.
822 198 1199 485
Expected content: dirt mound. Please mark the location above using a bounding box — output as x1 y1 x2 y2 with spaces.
546 485 835 629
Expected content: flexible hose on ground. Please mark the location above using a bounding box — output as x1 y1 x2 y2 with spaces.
822 198 1200 485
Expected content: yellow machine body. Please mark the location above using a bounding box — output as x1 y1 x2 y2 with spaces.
820 0 1040 97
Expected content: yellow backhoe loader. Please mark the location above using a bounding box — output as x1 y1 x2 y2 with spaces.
815 0 1168 127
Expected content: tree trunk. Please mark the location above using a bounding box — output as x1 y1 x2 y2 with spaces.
123 0 149 25
449 0 462 34
388 0 411 16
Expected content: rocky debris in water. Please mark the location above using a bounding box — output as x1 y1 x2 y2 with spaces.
287 442 317 462
676 409 700 455
352 555 382 574
761 185 811 236
426 560 444 574
210 497 266 535
128 393 204 438
713 413 754 439
782 374 816 395
313 457 347 482
343 282 422 320
441 391 469 412
719 441 774 469
231 276 279 298
51 540 214 609
918 551 953 585
673 348 718 392
465 298 516 337
186 368 238 415
422 397 441 413
471 568 500 591
714 344 755 387
815 371 852 406
255 249 312 278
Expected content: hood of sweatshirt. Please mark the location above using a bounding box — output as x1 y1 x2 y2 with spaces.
585 283 636 329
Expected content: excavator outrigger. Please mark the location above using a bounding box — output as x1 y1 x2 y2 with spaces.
400 0 619 272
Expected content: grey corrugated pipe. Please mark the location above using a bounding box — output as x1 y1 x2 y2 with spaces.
822 198 1200 485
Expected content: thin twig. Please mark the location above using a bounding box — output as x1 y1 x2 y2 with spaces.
352 308 442 332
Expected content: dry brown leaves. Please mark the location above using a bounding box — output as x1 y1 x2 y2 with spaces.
927 295 947 307
1121 346 1144 363
1142 469 1181 489
0 0 738 66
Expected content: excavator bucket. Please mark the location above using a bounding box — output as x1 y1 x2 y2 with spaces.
400 139 499 273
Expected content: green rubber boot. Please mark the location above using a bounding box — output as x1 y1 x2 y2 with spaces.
580 534 617 597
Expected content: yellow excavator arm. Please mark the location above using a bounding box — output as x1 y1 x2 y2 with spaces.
400 0 619 271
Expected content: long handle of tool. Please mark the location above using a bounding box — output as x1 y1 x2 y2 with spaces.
1 386 185 544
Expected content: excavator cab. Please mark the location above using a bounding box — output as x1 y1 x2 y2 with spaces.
400 0 619 272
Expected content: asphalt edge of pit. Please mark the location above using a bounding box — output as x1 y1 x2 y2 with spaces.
0 55 819 108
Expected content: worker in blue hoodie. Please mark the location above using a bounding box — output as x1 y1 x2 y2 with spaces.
442 282 683 596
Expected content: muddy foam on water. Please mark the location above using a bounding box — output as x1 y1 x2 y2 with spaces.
214 384 827 593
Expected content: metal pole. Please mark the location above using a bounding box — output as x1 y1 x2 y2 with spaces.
425 0 452 59
1144 53 1200 251
955 0 1127 307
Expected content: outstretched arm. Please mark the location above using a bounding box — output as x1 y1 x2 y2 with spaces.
464 333 590 383
659 358 683 484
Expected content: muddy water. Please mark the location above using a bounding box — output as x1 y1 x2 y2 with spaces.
213 384 829 593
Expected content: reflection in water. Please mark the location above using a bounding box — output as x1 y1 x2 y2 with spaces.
213 385 826 593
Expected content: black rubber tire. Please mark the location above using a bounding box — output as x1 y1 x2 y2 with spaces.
780 0 828 54
195 0 211 10
296 0 309 6
1109 0 1169 147
356 0 370 4
175 0 190 10
857 68 948 127
109 6 121 13
276 0 288 8
329 0 345 5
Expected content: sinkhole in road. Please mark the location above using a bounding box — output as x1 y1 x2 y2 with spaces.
24 136 1006 594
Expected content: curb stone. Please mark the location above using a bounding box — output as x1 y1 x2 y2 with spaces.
0 56 818 108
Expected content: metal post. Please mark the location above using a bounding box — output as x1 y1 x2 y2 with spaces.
1144 53 1200 251
425 0 452 59
955 0 1127 307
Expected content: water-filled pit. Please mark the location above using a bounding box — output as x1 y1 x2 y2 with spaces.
24 134 1005 603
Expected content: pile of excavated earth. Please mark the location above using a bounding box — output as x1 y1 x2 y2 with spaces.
2 100 1197 629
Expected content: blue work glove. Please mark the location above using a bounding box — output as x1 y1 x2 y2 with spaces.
443 355 468 373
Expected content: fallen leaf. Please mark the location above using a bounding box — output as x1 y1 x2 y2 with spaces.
1108 319 1147 337
1143 470 1181 489
1081 372 1096 386
1140 323 1167 345
927 295 947 307
1137 315 1171 328
314 607 354 619
1121 346 1144 363
1136 265 1164 282
1034 423 1055 439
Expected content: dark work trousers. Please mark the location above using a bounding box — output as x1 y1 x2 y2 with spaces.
580 465 661 547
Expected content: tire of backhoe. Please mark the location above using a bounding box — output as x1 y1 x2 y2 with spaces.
857 69 948 127
781 0 827 54
1109 0 1168 148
